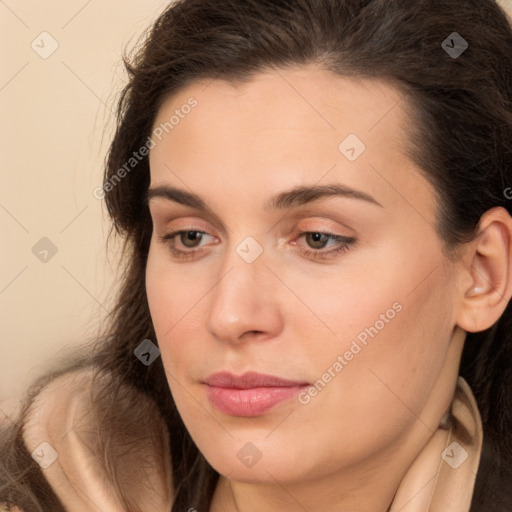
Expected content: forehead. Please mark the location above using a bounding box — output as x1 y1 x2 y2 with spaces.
149 64 411 176
151 64 408 145
148 64 436 224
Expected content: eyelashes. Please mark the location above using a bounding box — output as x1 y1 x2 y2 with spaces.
158 230 355 262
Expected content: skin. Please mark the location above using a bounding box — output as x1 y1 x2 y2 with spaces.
145 64 512 512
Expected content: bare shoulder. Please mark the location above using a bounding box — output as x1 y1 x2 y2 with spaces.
21 366 174 511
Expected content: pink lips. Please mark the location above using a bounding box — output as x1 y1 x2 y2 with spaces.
203 371 309 417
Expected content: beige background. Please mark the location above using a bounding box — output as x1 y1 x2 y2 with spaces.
0 0 170 417
1 0 511 416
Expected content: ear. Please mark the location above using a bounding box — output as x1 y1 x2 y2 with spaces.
456 206 512 333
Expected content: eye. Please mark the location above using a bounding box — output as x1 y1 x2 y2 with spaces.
294 231 356 260
159 229 217 260
177 230 205 248
304 232 337 249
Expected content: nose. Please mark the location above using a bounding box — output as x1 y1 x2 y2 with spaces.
204 247 284 345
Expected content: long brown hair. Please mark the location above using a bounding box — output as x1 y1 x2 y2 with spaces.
2 1 512 511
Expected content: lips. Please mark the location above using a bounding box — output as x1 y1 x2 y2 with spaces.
203 371 310 417
204 371 308 389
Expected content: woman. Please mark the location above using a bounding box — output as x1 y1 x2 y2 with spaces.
1 0 512 510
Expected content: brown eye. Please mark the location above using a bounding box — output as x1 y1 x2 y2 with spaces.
179 231 204 248
295 231 356 261
305 232 330 249
159 229 217 260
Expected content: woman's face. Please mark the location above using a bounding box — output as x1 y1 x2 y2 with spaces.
146 65 466 487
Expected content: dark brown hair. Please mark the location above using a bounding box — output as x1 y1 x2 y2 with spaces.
2 1 512 511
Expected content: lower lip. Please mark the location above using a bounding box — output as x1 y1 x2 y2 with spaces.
206 385 308 417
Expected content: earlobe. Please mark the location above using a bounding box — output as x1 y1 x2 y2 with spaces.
456 207 512 333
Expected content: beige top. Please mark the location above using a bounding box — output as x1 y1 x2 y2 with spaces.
11 371 483 511
391 377 483 511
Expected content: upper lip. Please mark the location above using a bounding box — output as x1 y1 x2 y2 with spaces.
203 371 309 389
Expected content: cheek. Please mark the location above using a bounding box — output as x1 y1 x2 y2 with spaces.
145 245 213 370
146 244 193 328
308 256 455 443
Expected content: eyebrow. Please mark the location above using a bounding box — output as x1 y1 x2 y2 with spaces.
146 183 383 212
